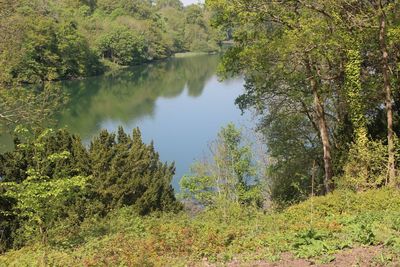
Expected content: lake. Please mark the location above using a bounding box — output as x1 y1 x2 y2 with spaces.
1 54 250 189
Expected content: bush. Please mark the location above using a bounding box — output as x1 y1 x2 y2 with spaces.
0 127 181 251
339 137 388 191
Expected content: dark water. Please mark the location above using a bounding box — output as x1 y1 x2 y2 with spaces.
1 54 249 189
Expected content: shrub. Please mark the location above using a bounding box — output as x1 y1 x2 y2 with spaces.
0 127 181 251
339 137 388 191
180 123 264 209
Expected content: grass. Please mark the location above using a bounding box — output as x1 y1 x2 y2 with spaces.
1 188 400 266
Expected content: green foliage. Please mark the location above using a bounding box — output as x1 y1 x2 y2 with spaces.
207 0 400 202
96 26 147 65
263 113 323 206
0 0 222 86
0 191 16 253
88 127 181 215
345 47 365 133
183 5 223 52
339 138 388 191
1 128 88 247
3 0 400 264
292 228 332 259
1 15 102 84
0 83 66 133
156 0 183 10
180 123 263 208
0 126 181 251
2 189 400 265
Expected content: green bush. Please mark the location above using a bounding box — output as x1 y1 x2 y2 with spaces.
339 137 388 191
0 127 181 251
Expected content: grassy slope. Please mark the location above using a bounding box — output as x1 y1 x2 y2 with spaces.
1 189 400 266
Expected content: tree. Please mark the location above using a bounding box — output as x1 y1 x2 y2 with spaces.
156 0 184 10
89 127 181 215
1 14 101 84
376 1 398 185
0 126 182 251
180 123 263 209
0 129 87 251
207 0 400 198
0 84 66 134
1 0 221 79
183 4 223 52
96 26 147 65
262 112 324 204
325 0 400 186
208 0 341 193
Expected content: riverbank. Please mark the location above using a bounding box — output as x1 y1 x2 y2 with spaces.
1 189 399 266
174 51 216 58
65 51 221 81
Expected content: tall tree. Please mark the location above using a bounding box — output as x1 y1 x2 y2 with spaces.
208 0 400 196
378 1 396 183
333 0 400 185
208 0 342 193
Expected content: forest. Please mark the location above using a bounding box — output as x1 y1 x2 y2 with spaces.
1 0 400 266
0 0 222 84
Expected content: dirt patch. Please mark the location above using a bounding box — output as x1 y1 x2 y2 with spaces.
321 246 386 267
199 246 400 266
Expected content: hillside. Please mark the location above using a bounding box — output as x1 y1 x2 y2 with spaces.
2 1 400 266
1 189 400 266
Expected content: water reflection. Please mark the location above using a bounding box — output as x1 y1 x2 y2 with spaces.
59 55 219 139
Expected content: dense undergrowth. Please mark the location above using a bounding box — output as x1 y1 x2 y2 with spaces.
1 188 400 266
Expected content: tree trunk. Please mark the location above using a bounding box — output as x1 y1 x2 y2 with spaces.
39 224 48 266
379 11 396 185
306 59 335 193
313 83 335 193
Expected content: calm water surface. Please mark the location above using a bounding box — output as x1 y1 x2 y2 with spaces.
2 54 250 189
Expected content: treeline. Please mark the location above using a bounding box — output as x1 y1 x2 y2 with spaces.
0 0 223 85
0 127 180 252
0 0 223 130
207 0 400 204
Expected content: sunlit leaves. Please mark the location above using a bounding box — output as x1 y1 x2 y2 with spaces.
0 129 88 245
180 123 263 208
